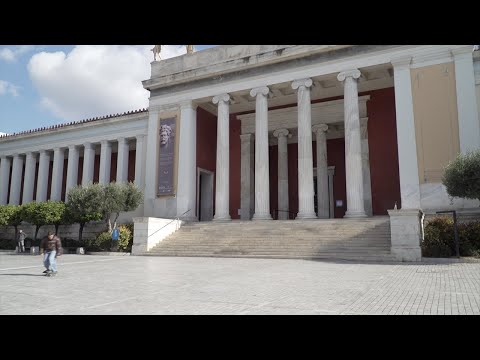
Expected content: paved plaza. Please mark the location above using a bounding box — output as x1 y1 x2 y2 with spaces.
0 254 479 315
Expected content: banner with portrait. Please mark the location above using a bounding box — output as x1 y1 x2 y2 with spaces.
157 114 178 196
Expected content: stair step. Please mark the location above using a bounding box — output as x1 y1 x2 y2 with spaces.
144 218 393 261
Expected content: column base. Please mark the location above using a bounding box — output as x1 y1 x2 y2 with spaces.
213 215 231 222
391 247 422 262
296 212 317 220
344 210 368 218
388 209 424 262
252 213 273 220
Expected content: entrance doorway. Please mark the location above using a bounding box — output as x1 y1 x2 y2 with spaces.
197 168 214 221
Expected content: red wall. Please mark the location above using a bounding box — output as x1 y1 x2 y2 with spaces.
326 138 347 218
241 87 400 218
364 88 401 214
61 159 68 201
128 150 135 182
195 108 241 220
269 139 347 218
110 153 117 182
229 115 241 219
196 107 217 218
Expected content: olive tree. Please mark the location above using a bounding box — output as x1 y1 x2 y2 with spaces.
22 201 66 241
443 150 480 202
66 185 102 243
98 182 143 232
0 205 23 240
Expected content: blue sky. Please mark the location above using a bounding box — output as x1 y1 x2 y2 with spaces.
0 45 216 135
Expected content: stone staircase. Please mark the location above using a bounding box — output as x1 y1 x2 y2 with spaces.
141 217 396 262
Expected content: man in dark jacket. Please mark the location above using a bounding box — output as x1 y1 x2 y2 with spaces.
40 231 62 277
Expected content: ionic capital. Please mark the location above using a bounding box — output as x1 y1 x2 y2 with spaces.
337 69 361 82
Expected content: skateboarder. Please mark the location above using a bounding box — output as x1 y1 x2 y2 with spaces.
40 231 63 277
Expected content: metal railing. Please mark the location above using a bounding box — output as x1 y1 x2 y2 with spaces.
147 209 192 239
436 210 460 258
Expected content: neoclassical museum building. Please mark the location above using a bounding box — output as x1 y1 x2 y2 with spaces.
1 45 479 261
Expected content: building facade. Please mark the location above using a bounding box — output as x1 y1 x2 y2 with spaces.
1 45 479 259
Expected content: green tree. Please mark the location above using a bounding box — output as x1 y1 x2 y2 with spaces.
0 205 24 240
22 201 66 241
443 150 480 202
53 203 72 236
66 185 103 243
97 182 143 232
115 182 143 229
98 183 125 232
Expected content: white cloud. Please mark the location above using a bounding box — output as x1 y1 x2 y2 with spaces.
27 45 187 121
0 45 38 62
0 80 20 97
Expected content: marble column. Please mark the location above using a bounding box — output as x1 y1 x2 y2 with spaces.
312 124 329 219
50 147 64 201
213 93 231 221
36 150 50 202
240 133 255 220
82 142 95 186
328 166 335 218
22 152 36 204
273 129 290 220
292 78 316 219
360 118 373 216
116 138 129 183
0 156 11 204
9 154 24 205
66 145 79 197
250 86 272 220
99 140 112 185
452 47 480 152
391 57 421 209
337 69 367 218
134 135 145 188
177 101 197 220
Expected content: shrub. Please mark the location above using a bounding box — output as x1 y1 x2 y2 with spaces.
117 225 133 252
443 150 480 202
422 217 480 257
0 239 16 250
92 232 113 252
422 217 455 257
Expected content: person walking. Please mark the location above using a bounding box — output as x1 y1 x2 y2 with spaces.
39 231 63 277
17 229 27 253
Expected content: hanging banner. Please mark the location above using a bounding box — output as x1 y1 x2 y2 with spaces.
157 114 178 196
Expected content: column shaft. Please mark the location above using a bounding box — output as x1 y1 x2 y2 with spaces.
22 152 36 204
0 156 11 204
9 154 24 205
36 150 50 202
213 94 231 221
50 148 64 201
82 143 95 186
251 86 272 220
338 70 367 218
313 125 329 218
66 145 79 198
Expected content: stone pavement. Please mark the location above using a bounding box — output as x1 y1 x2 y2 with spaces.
0 254 479 315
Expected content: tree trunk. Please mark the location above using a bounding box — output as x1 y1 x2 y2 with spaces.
107 218 112 233
113 212 120 230
13 225 18 242
79 223 85 243
54 224 60 236
34 225 41 242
